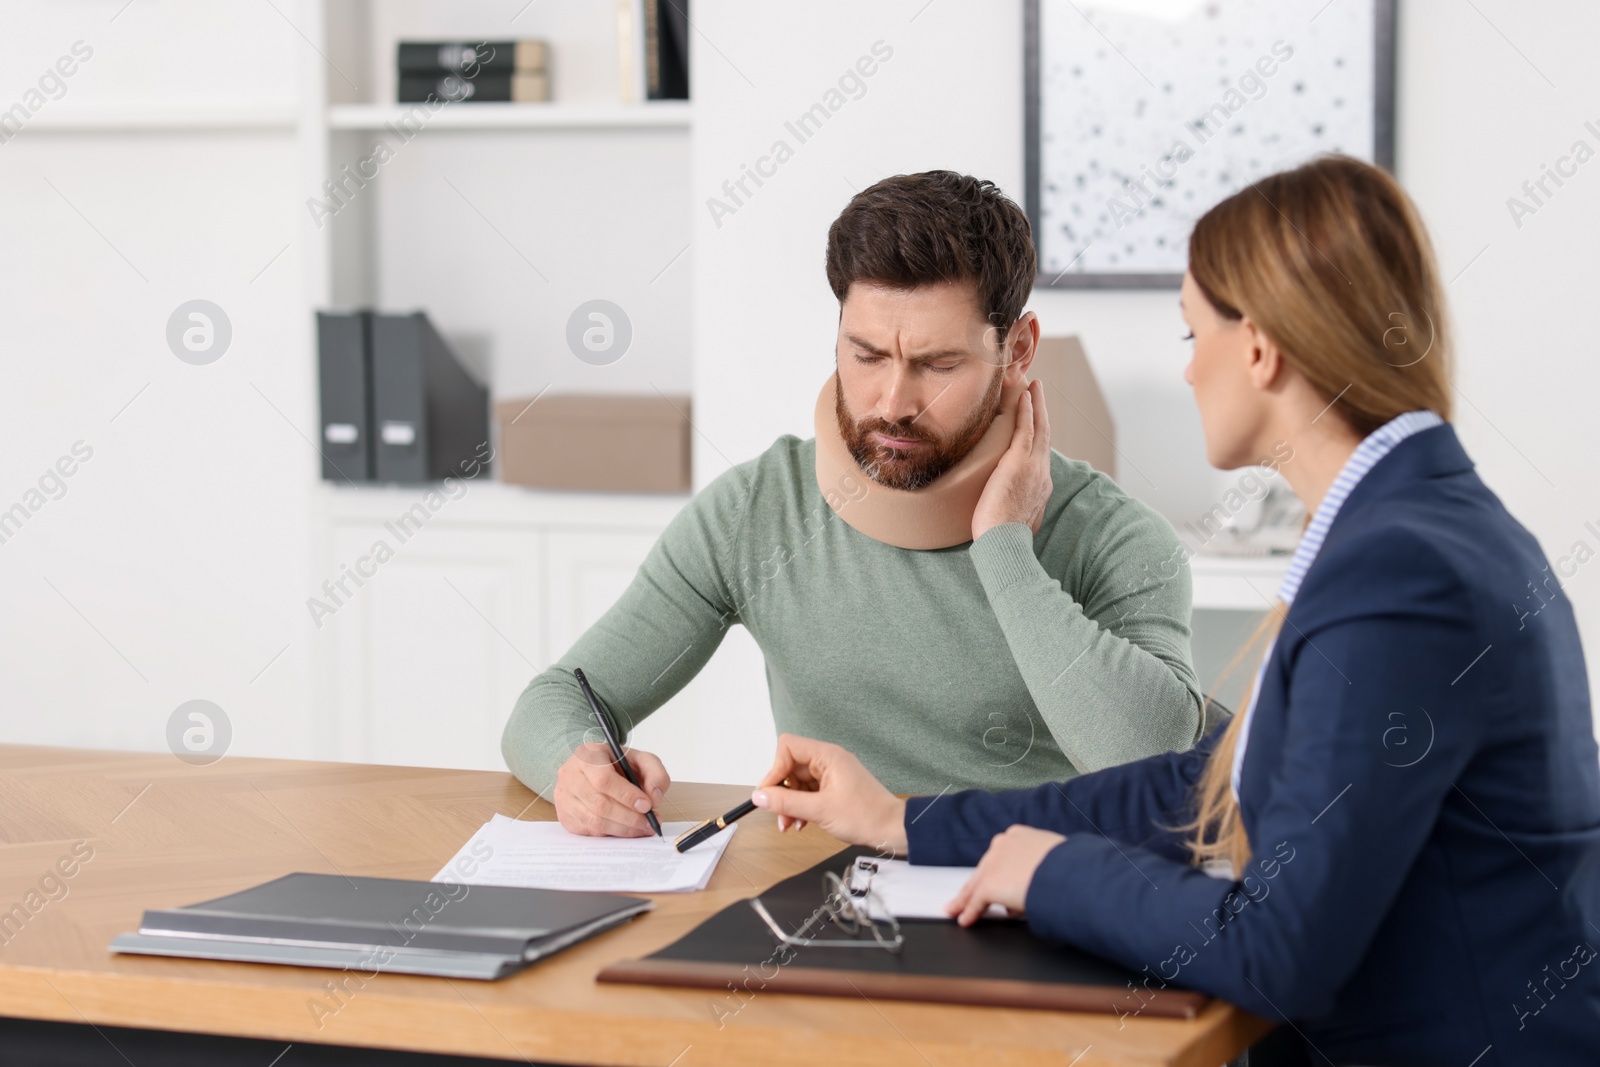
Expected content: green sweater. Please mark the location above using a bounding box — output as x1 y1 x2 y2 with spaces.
502 437 1203 796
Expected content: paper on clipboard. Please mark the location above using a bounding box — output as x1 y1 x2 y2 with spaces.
850 856 1008 921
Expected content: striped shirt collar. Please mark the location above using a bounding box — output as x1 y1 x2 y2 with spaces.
1229 409 1444 803
1274 409 1445 606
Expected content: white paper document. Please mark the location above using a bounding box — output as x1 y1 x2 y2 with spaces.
851 856 1007 921
433 813 736 893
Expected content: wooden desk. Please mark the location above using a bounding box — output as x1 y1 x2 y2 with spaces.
0 745 1270 1066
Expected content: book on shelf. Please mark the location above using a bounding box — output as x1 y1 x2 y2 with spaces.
617 0 689 103
398 71 549 104
397 40 548 75
396 39 550 104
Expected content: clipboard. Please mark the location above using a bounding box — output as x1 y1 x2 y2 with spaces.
597 845 1208 1018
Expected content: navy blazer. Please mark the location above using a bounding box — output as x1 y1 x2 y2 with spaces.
906 424 1600 1065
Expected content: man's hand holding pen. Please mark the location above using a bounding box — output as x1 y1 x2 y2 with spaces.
553 741 671 838
560 667 670 839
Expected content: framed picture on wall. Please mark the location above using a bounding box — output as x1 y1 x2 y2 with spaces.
1025 0 1397 289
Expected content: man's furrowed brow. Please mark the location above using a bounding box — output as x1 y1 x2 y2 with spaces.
844 333 892 356
843 333 970 361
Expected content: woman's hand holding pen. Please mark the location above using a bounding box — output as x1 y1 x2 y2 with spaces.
750 734 909 855
553 742 671 838
751 735 1065 924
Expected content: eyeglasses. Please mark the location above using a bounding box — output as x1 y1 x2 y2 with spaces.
749 858 904 954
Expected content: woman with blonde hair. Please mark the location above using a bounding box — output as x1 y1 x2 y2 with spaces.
750 154 1600 1064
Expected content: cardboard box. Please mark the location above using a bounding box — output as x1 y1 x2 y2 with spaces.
1030 335 1116 479
494 394 692 493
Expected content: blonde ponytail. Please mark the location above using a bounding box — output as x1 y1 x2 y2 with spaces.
1185 603 1285 871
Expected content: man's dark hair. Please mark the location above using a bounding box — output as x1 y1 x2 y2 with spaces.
825 170 1036 332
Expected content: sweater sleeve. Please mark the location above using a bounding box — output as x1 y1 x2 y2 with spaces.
499 463 753 797
968 504 1203 775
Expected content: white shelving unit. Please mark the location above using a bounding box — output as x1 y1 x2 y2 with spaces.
318 482 690 770
293 0 699 771
325 101 692 131
294 0 699 417
21 104 299 132
11 98 687 137
1189 553 1291 612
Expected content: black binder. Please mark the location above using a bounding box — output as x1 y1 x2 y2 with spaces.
316 310 489 485
111 873 651 981
598 845 1208 1018
315 311 373 482
372 312 489 484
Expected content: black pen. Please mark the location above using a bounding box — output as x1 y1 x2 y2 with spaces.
572 667 662 838
674 799 757 853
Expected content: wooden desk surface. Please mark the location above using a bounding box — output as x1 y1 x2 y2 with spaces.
0 745 1269 1066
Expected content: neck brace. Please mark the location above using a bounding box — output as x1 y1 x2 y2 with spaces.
813 372 1025 550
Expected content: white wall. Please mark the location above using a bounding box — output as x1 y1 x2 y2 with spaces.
0 3 316 758
689 0 1600 733
1396 2 1600 714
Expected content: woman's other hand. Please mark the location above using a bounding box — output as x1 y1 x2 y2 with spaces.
946 824 1067 925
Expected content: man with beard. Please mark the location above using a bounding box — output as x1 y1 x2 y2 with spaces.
503 170 1203 837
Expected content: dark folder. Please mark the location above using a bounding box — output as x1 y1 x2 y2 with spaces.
370 312 489 484
111 873 650 981
316 310 374 482
598 846 1207 1018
